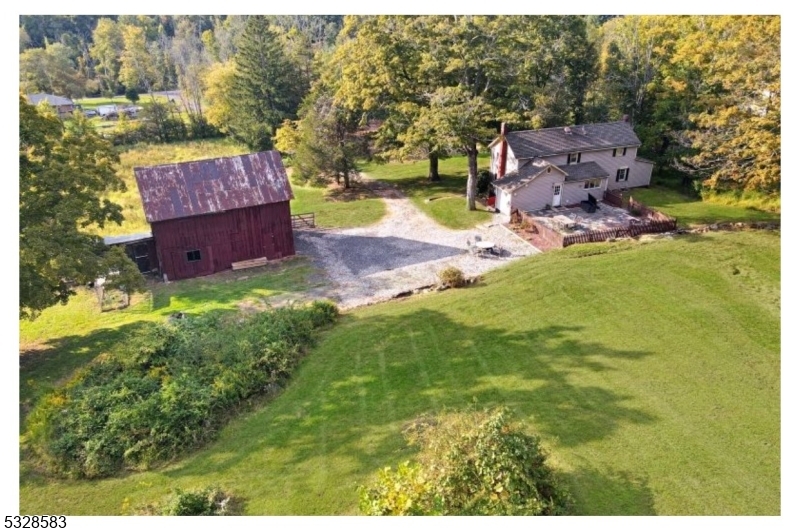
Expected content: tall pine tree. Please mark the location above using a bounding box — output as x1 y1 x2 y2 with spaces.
231 16 302 150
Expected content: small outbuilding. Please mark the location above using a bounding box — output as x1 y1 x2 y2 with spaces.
134 151 295 281
26 93 75 118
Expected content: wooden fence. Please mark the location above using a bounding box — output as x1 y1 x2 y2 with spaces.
291 212 316 229
517 192 678 249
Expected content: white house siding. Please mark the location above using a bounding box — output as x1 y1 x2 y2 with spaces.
625 159 655 189
536 145 651 191
490 143 519 176
508 171 565 213
496 189 513 217
562 179 608 206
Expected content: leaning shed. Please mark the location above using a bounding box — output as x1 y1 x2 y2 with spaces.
134 151 295 281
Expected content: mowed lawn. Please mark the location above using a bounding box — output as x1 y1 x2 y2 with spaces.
19 230 780 515
630 186 781 227
290 179 386 228
361 155 493 229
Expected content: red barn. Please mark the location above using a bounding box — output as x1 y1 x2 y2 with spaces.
134 151 295 281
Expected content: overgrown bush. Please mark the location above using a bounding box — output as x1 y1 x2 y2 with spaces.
359 408 572 516
137 486 242 516
438 266 465 288
24 303 338 478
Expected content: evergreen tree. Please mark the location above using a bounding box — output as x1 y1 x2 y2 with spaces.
231 16 302 150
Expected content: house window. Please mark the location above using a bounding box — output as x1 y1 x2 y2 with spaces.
186 249 202 262
616 168 630 182
567 152 581 164
613 147 628 157
584 179 602 189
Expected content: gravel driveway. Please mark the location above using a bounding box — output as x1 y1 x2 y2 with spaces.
294 181 539 309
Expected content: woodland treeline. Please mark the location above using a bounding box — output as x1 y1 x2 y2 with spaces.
20 15 780 202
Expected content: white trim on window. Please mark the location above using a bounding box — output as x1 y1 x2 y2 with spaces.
584 178 602 189
616 167 630 182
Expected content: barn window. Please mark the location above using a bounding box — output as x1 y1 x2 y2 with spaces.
186 249 202 262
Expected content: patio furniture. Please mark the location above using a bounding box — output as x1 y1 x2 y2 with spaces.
475 240 496 256
580 193 598 214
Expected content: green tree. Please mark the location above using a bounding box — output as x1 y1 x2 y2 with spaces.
230 16 303 150
359 408 572 516
20 26 32 52
97 246 147 309
19 42 85 98
279 93 366 188
330 16 448 181
124 87 139 104
203 61 237 136
119 24 157 95
673 16 780 194
19 96 126 319
90 18 124 97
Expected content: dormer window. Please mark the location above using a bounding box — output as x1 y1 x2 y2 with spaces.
567 152 581 164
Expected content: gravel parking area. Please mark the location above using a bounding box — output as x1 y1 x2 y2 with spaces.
294 180 539 309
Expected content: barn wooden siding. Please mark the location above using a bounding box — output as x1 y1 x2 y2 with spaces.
151 201 295 281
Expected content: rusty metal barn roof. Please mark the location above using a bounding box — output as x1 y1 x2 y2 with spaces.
134 151 293 223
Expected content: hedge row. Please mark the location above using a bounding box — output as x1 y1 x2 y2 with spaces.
25 302 338 478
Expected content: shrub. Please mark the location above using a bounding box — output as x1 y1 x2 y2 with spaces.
138 486 242 516
438 266 465 288
477 169 494 195
359 408 572 516
25 303 338 478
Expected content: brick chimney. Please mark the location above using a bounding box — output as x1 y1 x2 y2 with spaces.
498 122 509 179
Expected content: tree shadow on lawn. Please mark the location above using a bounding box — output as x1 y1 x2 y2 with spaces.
149 257 317 312
19 320 152 426
565 467 657 515
161 308 657 513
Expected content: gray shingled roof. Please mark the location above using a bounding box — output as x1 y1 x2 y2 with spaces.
27 93 74 106
557 161 609 182
505 121 641 159
493 165 542 192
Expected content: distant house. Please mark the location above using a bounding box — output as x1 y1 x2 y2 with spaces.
26 93 75 118
133 151 295 281
489 119 654 218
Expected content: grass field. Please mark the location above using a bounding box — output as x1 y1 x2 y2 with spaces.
361 155 493 229
290 179 386 228
19 257 317 419
630 186 781 226
19 230 780 515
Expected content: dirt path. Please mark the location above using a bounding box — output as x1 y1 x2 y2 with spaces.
293 178 539 309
